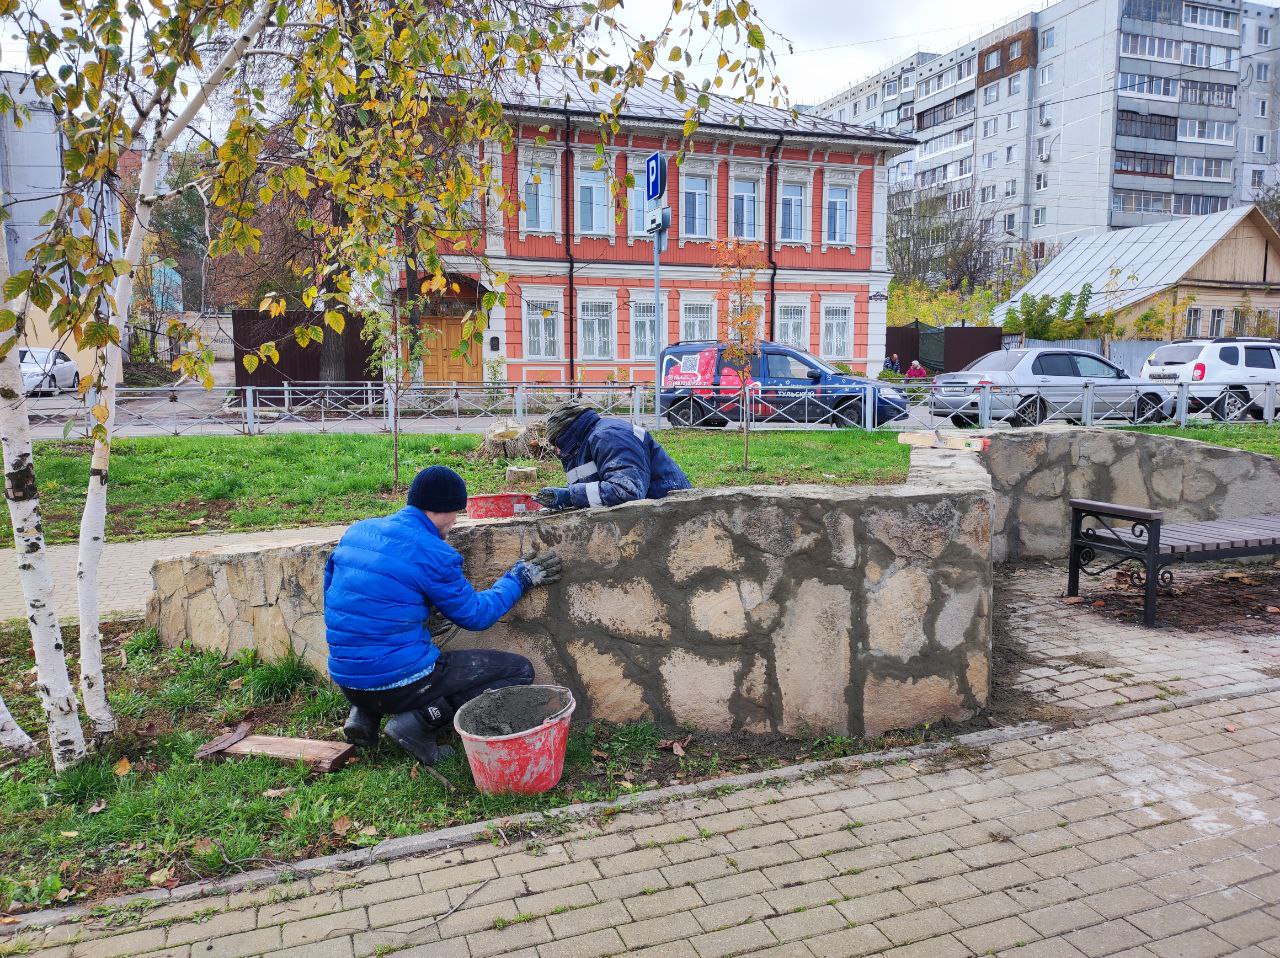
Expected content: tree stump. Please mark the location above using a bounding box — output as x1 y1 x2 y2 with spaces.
474 419 556 461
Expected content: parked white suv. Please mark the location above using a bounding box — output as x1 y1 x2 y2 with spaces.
1140 337 1280 420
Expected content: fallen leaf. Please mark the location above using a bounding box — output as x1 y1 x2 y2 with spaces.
59 831 78 838
1225 724 1238 733
1091 600 1106 608
332 815 353 836
262 787 294 799
188 517 206 527
409 766 420 780
148 867 171 886
591 749 608 760
283 800 299 820
87 800 106 814
0 916 18 924
672 740 685 757
113 757 131 777
54 888 73 901
228 677 244 691
1062 596 1085 605
1266 606 1280 614
359 825 378 837
193 838 215 855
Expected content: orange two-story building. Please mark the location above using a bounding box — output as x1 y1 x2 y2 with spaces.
425 82 914 384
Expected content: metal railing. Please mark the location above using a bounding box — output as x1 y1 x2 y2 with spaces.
24 377 1280 439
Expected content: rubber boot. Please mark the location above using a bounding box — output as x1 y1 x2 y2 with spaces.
342 706 382 748
385 704 456 766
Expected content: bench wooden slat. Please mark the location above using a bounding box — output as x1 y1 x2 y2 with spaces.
1070 499 1164 522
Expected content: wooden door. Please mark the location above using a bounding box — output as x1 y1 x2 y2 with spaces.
420 318 482 383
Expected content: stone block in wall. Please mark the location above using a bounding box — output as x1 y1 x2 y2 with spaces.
148 461 995 738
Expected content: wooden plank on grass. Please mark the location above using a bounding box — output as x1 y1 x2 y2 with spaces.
197 723 356 773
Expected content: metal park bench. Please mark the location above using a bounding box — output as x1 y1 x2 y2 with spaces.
1067 498 1280 626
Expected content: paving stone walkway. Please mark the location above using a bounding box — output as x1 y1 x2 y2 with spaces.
9 684 1280 958
1003 563 1280 713
0 527 350 622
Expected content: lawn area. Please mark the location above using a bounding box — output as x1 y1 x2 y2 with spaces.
0 621 941 912
1132 424 1280 458
12 429 909 546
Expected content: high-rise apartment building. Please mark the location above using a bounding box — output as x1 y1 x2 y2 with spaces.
812 0 1280 265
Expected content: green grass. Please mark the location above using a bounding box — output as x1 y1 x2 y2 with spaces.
12 429 908 546
1132 423 1280 458
0 620 825 912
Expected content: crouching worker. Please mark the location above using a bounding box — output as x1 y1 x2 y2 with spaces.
324 465 562 765
535 401 691 511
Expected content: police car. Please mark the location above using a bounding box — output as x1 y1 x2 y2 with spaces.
659 341 908 428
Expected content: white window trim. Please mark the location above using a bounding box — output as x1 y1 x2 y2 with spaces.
577 290 618 361
678 158 719 247
625 153 659 246
819 295 856 360
776 166 814 249
627 290 664 360
573 154 615 241
729 162 766 241
517 147 561 239
774 295 811 351
821 169 861 252
522 286 565 361
678 292 718 343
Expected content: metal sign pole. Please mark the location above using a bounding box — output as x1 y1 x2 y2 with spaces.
644 151 669 428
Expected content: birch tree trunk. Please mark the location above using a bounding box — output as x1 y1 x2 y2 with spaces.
74 3 273 739
0 690 37 757
0 242 86 766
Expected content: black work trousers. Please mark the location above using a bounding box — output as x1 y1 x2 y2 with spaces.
338 649 534 722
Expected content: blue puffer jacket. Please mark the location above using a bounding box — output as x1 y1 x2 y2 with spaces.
323 507 525 690
556 410 692 508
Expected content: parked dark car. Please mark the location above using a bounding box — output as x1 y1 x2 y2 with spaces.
659 341 908 427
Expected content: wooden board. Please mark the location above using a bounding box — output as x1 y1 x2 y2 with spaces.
897 431 992 452
196 723 356 773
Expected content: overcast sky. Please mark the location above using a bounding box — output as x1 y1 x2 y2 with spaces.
622 0 1045 106
0 0 1045 112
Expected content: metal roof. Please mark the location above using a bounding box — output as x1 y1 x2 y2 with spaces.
501 73 916 150
992 206 1261 322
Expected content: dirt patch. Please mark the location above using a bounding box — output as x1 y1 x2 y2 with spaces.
1071 563 1280 633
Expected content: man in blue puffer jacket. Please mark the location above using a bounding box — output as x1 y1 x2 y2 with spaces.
325 465 562 765
534 401 691 510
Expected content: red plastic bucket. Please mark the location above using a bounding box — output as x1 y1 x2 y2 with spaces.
467 493 544 520
453 685 576 795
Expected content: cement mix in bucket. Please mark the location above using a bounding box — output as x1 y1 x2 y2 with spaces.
457 686 568 737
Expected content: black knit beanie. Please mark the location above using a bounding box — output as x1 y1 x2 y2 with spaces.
407 466 468 513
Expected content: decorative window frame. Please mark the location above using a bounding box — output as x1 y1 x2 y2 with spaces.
627 288 665 360
776 165 814 250
573 151 616 242
821 168 863 251
522 286 565 361
818 293 857 360
728 161 766 242
677 157 719 247
576 288 618 361
517 146 562 239
774 293 811 350
624 153 656 245
678 290 718 342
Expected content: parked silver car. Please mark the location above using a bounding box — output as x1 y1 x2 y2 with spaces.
20 347 80 395
929 347 1172 426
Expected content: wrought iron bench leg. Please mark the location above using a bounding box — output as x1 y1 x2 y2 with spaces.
1143 553 1159 627
1067 508 1082 598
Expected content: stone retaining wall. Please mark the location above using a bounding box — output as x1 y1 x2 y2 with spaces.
985 428 1280 561
148 448 993 737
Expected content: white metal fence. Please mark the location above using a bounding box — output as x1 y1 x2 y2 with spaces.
25 378 1280 439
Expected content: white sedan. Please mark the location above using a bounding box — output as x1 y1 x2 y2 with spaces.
20 347 80 395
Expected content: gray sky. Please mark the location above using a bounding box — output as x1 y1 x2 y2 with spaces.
622 0 1045 106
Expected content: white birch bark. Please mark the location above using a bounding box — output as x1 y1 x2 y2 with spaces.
0 240 86 767
0 690 37 757
74 2 274 738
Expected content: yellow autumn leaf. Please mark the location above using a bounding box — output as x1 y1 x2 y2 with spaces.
113 756 131 776
91 404 109 424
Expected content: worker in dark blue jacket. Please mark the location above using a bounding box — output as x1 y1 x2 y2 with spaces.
535 401 691 510
325 465 562 765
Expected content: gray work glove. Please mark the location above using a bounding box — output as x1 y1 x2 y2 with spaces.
511 550 563 589
535 487 573 510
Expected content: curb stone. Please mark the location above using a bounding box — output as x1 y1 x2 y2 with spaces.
8 675 1280 937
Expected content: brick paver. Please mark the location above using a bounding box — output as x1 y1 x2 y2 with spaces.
0 526 350 621
1000 564 1280 711
7 685 1279 958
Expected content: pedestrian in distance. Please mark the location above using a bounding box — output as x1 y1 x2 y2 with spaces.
324 465 562 765
534 400 691 511
883 353 902 374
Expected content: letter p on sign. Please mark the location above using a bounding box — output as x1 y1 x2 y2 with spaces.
645 152 666 202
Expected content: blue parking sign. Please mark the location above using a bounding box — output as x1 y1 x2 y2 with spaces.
645 152 666 202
